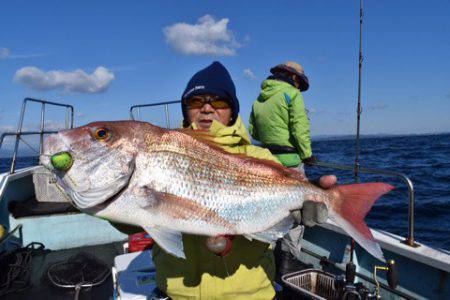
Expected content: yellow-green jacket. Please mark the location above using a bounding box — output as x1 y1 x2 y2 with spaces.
153 116 280 299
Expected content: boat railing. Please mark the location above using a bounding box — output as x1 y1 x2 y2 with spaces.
0 97 74 174
306 160 417 248
129 100 418 249
130 100 181 129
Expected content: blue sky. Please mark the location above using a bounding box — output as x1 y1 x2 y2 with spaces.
1 0 449 143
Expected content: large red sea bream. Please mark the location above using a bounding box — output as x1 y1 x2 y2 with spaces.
40 121 393 261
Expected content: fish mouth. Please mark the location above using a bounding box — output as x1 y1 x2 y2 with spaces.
45 162 135 211
81 167 136 217
75 169 134 210
84 177 131 215
39 154 54 171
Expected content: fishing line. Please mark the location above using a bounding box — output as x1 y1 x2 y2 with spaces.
221 257 237 293
18 136 40 155
221 256 236 293
221 257 230 277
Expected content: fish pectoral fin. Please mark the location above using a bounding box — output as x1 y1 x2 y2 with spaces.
143 226 185 259
245 215 294 244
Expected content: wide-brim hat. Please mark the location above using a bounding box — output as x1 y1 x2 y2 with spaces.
270 61 309 91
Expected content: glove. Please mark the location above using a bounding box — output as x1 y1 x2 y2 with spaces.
290 201 328 227
302 155 317 165
301 201 328 227
290 174 334 227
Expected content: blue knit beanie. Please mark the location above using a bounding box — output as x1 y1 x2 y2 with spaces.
181 61 239 127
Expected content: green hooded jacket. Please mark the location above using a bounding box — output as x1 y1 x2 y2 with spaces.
249 79 312 167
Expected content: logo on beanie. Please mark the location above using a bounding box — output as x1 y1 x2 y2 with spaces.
184 85 205 99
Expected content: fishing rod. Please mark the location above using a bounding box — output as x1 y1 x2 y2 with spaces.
349 0 364 265
355 0 363 184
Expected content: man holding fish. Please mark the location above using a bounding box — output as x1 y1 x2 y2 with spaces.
147 61 335 299
40 61 392 299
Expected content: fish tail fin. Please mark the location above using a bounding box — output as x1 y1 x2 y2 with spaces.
329 183 394 262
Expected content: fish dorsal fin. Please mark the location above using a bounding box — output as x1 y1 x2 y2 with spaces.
176 128 224 149
239 156 308 182
176 128 307 182
143 226 185 259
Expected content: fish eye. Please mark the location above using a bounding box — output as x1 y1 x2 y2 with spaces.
94 128 110 141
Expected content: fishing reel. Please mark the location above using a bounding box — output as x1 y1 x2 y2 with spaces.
334 260 398 300
334 262 373 300
372 259 398 299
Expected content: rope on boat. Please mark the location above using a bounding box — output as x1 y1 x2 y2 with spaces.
0 242 47 296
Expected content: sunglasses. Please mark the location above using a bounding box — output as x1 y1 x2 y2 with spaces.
186 95 230 109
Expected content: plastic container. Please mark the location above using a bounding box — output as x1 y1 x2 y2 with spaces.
282 269 338 300
114 250 160 300
117 270 158 300
114 250 155 273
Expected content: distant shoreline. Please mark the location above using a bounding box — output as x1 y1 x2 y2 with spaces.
312 132 450 141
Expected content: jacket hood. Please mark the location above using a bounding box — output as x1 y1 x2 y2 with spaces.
257 79 294 103
190 115 251 147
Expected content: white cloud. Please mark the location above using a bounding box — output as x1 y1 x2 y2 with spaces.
1 46 47 59
43 120 67 131
307 108 326 116
163 15 241 56
243 69 256 80
367 103 389 111
316 56 327 63
13 66 115 94
0 47 11 59
0 125 15 133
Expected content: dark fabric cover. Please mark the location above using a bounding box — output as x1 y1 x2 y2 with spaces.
9 197 79 218
261 144 297 154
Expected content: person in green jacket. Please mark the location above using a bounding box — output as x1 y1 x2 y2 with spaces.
249 61 324 280
249 61 314 170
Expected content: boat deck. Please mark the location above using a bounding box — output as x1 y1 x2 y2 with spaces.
2 242 123 300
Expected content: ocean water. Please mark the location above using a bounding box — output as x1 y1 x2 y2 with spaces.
1 134 449 251
306 133 450 251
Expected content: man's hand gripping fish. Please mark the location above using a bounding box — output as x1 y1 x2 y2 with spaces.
40 121 394 261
